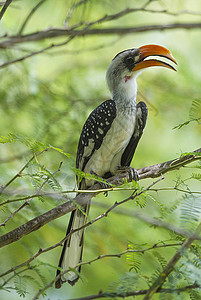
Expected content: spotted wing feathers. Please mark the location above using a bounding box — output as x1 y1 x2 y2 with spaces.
76 99 116 173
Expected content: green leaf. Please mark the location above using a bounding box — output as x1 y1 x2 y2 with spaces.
191 173 201 181
108 272 139 293
0 133 46 153
180 194 201 230
153 251 167 269
48 145 71 158
127 243 143 272
189 99 201 120
173 99 201 129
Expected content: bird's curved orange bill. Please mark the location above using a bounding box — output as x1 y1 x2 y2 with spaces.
133 44 177 72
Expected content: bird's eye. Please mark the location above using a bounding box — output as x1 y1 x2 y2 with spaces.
126 56 134 64
124 56 135 71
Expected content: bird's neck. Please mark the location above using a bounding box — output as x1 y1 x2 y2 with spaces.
112 76 137 111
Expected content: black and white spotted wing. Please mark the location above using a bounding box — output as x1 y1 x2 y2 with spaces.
121 101 148 167
76 99 116 174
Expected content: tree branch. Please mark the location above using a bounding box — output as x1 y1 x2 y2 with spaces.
143 222 201 299
43 283 201 300
0 241 182 279
1 23 201 49
138 148 201 179
0 148 200 248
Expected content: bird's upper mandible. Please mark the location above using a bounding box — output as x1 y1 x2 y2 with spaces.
106 44 177 95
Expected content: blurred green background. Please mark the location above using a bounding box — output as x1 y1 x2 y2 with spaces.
0 0 200 299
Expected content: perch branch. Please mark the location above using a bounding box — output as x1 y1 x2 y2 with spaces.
0 148 200 248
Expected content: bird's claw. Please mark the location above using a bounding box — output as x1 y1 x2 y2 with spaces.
116 166 139 182
127 167 139 182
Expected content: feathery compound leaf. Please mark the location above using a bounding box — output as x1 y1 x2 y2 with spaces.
191 173 201 181
0 134 71 158
189 99 201 121
48 145 70 158
127 243 143 272
153 251 168 269
14 275 29 298
0 133 46 152
188 290 201 300
108 272 139 293
180 194 201 230
173 99 201 129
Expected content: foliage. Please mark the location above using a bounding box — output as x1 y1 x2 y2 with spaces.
173 99 201 129
0 0 201 300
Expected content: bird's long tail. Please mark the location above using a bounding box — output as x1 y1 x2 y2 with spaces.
55 203 90 288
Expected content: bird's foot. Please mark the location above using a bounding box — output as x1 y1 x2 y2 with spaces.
115 166 139 182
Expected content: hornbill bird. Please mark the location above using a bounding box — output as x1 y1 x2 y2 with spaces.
55 44 177 288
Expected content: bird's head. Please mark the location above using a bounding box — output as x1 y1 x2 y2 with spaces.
106 44 177 98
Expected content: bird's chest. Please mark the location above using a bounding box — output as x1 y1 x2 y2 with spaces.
84 105 136 176
107 107 136 150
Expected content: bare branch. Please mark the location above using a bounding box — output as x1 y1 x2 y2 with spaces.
0 38 72 69
0 241 182 279
1 23 201 49
35 283 200 300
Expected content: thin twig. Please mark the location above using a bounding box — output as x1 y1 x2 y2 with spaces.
18 0 46 35
0 148 49 195
0 241 182 279
0 266 31 288
1 184 201 209
0 162 63 227
143 222 201 299
0 0 13 20
69 284 200 300
35 283 200 300
0 38 72 69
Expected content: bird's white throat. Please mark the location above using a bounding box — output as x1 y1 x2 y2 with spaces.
113 75 138 110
